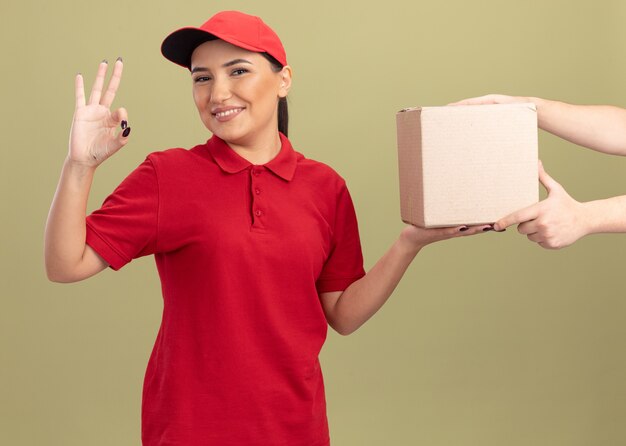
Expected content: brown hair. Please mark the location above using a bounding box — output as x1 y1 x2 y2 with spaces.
261 53 289 137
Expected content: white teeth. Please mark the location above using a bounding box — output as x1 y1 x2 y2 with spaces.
215 108 243 118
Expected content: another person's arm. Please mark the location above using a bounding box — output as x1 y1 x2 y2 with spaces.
45 59 130 282
450 94 626 249
493 161 626 247
320 223 491 336
451 94 626 156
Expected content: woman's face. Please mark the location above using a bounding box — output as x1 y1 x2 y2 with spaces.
190 39 291 148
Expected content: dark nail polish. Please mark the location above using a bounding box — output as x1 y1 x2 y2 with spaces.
116 56 123 62
121 120 128 130
459 226 469 232
122 127 131 137
483 227 493 232
102 59 108 64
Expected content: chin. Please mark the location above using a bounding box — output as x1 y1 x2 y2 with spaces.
208 126 249 146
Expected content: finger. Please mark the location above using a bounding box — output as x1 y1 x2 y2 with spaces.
516 220 537 235
116 125 132 146
103 124 132 159
447 95 497 106
537 241 557 250
456 224 493 236
100 58 124 108
494 203 540 231
75 73 86 108
112 108 131 142
107 107 129 128
88 60 109 105
538 160 561 194
527 233 543 243
423 225 479 242
424 224 492 244
435 225 470 239
447 97 484 106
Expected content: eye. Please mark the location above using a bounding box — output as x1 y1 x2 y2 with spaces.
193 76 211 83
231 68 249 76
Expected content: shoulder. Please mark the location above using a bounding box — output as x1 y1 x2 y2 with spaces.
295 151 347 191
146 143 209 162
144 143 213 172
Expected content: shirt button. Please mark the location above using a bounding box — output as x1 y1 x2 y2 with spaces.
255 188 261 195
255 209 263 217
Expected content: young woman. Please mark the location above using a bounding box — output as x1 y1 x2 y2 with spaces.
453 94 626 249
45 10 491 446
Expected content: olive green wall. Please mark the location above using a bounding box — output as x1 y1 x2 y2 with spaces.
2 0 625 445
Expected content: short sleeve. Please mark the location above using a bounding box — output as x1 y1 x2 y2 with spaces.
316 182 365 293
85 157 159 271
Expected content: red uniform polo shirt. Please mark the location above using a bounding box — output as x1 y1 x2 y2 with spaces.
85 133 365 446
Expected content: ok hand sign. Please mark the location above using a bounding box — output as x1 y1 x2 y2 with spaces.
69 58 130 167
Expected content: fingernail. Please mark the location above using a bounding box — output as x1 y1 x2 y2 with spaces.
116 56 123 62
122 127 131 137
495 228 506 233
121 120 128 130
102 59 108 64
459 226 469 232
483 227 493 232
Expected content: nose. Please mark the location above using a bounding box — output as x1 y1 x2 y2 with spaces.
209 75 231 103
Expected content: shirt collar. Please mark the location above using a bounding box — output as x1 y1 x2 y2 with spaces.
206 133 298 181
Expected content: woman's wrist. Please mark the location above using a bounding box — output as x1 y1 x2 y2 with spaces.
63 156 98 184
397 226 426 256
64 156 97 173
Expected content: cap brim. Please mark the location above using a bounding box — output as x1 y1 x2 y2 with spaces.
161 28 220 69
161 27 270 70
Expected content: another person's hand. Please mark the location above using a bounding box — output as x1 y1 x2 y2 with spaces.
69 58 130 167
452 94 626 157
494 161 589 249
449 94 533 107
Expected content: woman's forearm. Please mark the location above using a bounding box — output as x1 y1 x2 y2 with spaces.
320 225 488 335
44 158 97 281
534 98 626 156
326 236 422 335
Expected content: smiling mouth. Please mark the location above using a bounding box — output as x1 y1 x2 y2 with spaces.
213 108 245 121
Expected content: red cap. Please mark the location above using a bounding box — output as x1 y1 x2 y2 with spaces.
161 10 287 70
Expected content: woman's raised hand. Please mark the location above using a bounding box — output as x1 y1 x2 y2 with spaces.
69 58 130 167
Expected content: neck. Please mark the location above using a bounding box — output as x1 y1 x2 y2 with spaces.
227 130 282 165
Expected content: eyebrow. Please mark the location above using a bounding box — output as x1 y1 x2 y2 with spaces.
190 59 253 74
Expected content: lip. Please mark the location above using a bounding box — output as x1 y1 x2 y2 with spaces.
212 106 245 122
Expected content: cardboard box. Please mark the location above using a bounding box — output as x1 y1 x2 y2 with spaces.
396 103 538 228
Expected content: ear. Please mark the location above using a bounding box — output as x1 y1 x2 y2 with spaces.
278 65 292 98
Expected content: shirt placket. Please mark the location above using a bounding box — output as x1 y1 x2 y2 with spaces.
250 166 266 231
